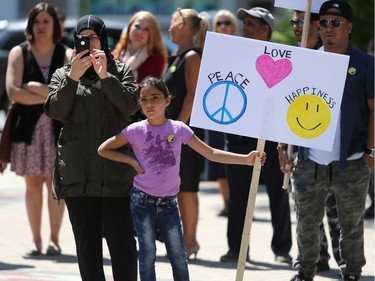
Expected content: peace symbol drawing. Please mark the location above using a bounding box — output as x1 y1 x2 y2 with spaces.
203 81 247 125
256 54 293 89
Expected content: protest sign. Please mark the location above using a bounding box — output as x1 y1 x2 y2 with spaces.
190 32 349 152
274 0 327 13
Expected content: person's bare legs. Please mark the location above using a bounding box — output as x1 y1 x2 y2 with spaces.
46 179 64 249
178 191 200 258
24 175 44 252
218 178 229 216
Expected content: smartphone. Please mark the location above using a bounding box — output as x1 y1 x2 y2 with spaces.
75 35 90 57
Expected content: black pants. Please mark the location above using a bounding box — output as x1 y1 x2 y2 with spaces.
65 197 137 281
226 138 292 255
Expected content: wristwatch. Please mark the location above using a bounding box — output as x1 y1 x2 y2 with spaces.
365 148 375 157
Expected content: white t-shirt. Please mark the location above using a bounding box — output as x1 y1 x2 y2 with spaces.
309 113 363 165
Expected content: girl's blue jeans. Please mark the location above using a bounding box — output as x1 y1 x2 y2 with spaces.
130 187 190 281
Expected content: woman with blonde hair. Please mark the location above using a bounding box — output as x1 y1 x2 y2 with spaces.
163 7 209 259
213 9 238 35
113 11 168 84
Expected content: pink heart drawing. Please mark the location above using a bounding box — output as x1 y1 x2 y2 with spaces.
255 54 293 89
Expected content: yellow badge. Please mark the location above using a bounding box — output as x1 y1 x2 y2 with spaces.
348 67 356 75
167 134 175 143
170 66 176 73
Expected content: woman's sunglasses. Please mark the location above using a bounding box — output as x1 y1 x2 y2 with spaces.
319 19 345 29
216 20 232 27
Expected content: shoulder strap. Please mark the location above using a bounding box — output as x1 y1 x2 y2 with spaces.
180 48 201 58
20 41 28 61
49 43 67 83
19 42 31 84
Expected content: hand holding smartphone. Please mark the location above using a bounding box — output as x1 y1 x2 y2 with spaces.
75 35 90 57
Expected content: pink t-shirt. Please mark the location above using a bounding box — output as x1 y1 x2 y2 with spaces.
122 119 194 196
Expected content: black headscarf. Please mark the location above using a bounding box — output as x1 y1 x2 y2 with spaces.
73 15 113 79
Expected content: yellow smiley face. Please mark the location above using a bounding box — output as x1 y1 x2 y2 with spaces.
287 95 331 139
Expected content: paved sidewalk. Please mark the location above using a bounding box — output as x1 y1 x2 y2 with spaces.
0 166 374 281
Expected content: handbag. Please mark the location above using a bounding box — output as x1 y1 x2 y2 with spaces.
0 103 17 173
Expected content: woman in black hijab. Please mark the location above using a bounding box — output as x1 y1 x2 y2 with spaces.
44 15 139 281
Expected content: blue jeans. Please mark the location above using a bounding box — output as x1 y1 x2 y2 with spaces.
130 187 189 281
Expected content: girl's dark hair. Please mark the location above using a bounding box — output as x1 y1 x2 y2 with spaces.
26 2 62 44
138 76 171 98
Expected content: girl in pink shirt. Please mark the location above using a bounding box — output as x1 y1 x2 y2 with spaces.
98 77 265 281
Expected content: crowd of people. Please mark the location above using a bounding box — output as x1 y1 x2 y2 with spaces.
3 1 373 281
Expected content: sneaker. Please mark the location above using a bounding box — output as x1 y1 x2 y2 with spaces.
316 260 330 272
275 253 293 263
342 274 360 281
290 272 313 281
220 250 249 262
293 259 302 270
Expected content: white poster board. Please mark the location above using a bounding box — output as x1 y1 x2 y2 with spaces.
274 0 328 13
190 32 349 151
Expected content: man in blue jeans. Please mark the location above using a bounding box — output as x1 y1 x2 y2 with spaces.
283 1 374 280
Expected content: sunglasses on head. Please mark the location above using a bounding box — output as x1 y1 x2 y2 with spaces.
319 19 345 29
289 18 304 27
216 20 232 27
177 7 185 23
